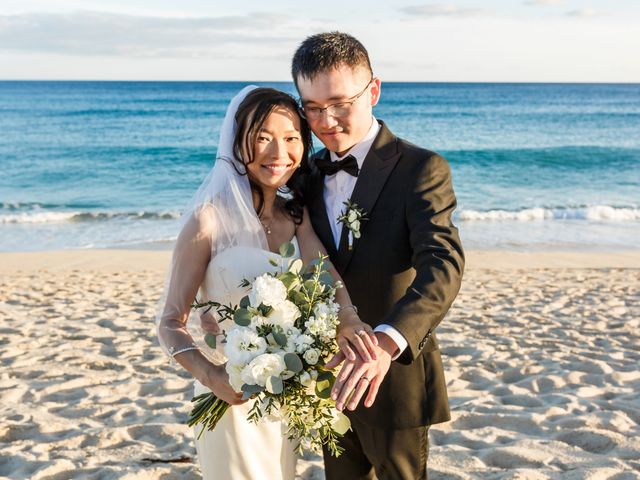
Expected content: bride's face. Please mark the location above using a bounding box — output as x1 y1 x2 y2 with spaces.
246 106 304 191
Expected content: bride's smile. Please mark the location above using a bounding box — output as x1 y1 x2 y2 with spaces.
246 106 304 190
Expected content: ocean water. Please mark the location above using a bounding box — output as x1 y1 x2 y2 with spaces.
1 81 639 252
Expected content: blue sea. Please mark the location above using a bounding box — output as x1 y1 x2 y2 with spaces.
1 81 639 252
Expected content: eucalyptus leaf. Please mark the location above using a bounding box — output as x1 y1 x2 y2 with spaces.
279 271 298 290
319 272 334 286
272 331 288 347
266 333 278 347
234 308 252 326
284 353 303 373
288 258 303 274
303 280 317 293
204 333 217 349
266 376 283 394
279 242 295 258
239 296 250 309
308 257 321 268
315 371 336 399
289 290 307 307
241 383 264 400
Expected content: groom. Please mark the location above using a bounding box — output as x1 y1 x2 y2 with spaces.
292 32 464 479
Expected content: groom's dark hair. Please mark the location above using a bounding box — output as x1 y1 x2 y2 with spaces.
291 32 373 88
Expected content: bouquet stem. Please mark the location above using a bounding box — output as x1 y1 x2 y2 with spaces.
188 392 230 439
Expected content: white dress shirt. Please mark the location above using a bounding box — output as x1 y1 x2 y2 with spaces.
323 117 408 359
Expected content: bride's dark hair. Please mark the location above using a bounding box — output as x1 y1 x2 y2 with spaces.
231 87 312 225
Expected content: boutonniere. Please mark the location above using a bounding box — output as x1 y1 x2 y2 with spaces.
337 200 368 250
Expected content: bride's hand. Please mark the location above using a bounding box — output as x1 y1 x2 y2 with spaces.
203 364 246 405
335 312 379 364
200 310 221 335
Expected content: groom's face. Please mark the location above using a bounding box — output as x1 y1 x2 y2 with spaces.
297 65 380 156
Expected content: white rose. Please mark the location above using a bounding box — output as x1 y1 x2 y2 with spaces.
347 209 358 223
267 300 300 330
225 327 267 365
303 348 320 365
249 274 287 308
240 353 286 387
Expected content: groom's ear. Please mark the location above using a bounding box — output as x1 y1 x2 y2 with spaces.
370 78 381 107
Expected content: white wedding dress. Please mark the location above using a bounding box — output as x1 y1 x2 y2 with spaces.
193 238 300 480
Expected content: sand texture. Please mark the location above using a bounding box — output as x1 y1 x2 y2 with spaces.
1 250 639 479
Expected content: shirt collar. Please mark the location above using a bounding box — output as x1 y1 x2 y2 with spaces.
329 116 380 168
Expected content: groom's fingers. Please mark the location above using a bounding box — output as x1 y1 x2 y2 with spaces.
364 377 381 408
333 363 367 410
346 377 370 411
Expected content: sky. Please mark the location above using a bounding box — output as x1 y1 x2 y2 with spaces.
0 0 638 82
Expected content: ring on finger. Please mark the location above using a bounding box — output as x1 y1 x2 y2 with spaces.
360 376 370 383
356 328 367 337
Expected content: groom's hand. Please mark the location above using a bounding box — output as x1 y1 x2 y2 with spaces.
330 332 397 412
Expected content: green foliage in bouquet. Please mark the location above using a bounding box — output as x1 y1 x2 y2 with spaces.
188 242 350 456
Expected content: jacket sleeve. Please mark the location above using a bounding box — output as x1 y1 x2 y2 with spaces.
382 153 465 364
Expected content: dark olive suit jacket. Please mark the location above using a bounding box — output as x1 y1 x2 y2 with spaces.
304 120 464 429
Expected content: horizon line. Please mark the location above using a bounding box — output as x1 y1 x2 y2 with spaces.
1 79 639 85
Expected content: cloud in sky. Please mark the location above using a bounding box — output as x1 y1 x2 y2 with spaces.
399 4 490 18
0 11 300 57
524 0 565 6
565 8 601 18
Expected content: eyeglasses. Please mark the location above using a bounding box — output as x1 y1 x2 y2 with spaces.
299 79 373 120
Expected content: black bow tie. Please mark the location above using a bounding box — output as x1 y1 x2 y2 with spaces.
315 154 359 177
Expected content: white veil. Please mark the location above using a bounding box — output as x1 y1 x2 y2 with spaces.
156 85 268 359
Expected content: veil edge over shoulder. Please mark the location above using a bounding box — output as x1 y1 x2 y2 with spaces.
155 85 268 360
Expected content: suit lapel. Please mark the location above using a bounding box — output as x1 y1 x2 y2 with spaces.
334 121 401 272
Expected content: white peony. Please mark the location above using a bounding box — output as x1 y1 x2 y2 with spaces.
249 274 288 308
240 353 286 387
225 363 245 392
250 314 268 329
303 348 320 365
294 334 314 353
225 327 267 365
267 300 300 330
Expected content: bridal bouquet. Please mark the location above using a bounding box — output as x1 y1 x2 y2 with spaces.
189 242 350 456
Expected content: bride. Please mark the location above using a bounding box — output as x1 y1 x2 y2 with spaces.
156 86 377 479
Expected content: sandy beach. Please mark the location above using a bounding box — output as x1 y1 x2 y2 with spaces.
1 249 639 479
